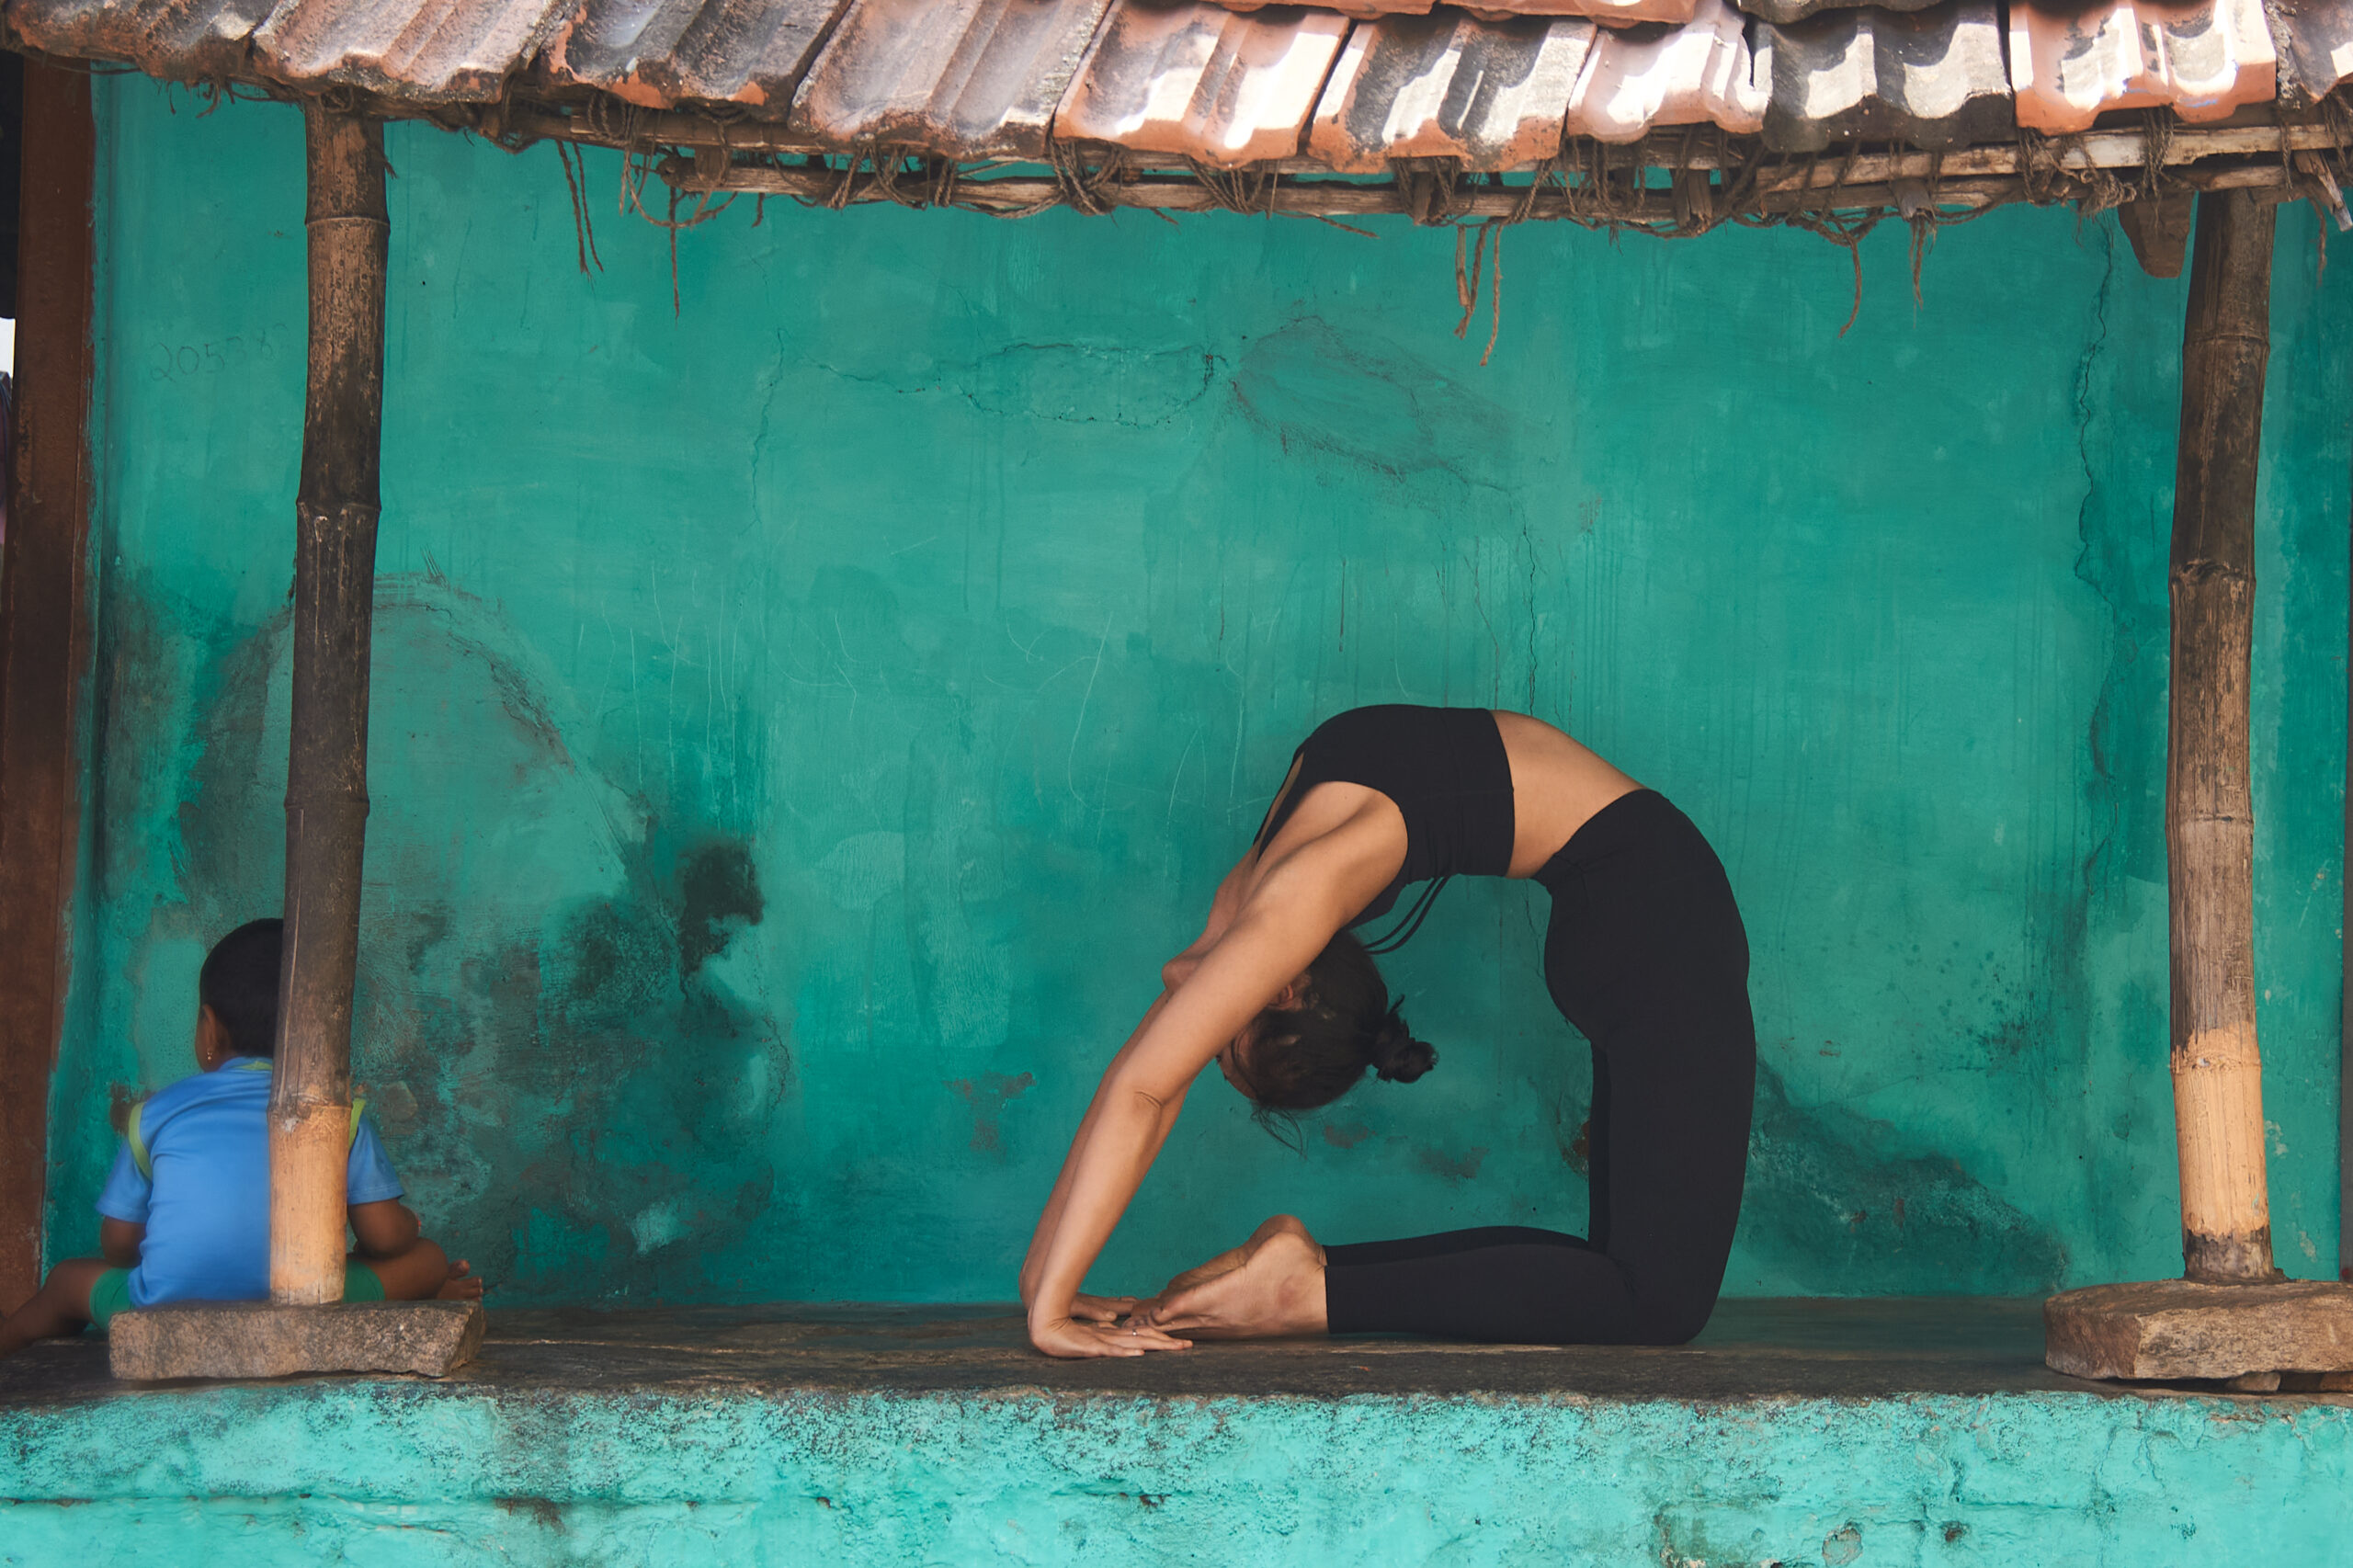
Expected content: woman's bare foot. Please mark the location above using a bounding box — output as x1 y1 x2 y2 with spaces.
1138 1215 1326 1339
1142 1214 1313 1310
435 1260 485 1301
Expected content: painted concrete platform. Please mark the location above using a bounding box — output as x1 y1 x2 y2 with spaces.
2 1298 2349 1564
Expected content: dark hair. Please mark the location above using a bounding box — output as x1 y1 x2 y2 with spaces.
199 918 284 1058
1233 930 1436 1115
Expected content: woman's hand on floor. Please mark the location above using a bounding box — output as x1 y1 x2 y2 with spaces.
1029 1313 1193 1358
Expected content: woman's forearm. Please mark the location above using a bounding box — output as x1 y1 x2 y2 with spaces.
1019 993 1172 1304
1020 880 1338 1343
1025 1081 1185 1325
1020 1091 1111 1305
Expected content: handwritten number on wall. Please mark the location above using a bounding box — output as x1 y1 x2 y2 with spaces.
150 324 289 382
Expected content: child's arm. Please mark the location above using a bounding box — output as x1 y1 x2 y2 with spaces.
348 1199 420 1258
98 1218 143 1267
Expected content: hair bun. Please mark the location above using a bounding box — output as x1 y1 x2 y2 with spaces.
1370 1007 1437 1084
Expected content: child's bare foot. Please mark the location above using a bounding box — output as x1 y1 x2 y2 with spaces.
1139 1216 1326 1339
434 1260 484 1301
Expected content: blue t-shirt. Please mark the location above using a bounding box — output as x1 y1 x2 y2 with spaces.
95 1057 404 1308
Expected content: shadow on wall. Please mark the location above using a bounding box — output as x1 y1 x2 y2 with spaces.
1745 1060 2067 1294
161 573 794 1304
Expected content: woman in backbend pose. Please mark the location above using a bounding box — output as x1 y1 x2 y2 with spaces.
1018 706 1756 1358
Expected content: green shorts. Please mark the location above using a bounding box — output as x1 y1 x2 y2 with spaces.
86 1261 385 1331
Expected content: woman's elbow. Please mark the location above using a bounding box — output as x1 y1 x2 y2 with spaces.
1100 1070 1181 1125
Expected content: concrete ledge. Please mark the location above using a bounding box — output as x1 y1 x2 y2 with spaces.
108 1299 485 1381
2045 1278 2353 1381
4 1301 2347 1565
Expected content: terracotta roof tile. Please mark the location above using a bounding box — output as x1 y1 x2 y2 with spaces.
1735 0 1939 27
1461 0 1693 21
1755 0 2011 152
1562 0 1763 142
540 0 852 108
13 0 2353 175
1218 0 1431 21
2010 0 2277 132
8 0 272 81
1305 11 1595 171
1224 0 1686 20
2271 0 2353 105
786 0 1116 156
254 0 567 98
1055 0 1347 165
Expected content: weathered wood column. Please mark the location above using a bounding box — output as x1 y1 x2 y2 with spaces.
0 62 97 1312
2165 187 2279 1287
2047 192 2353 1386
106 99 477 1378
270 103 388 1307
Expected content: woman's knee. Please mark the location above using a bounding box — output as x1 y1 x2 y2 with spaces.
1631 1286 1722 1346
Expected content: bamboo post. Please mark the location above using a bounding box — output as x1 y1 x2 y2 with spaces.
2042 192 2353 1386
2166 188 2280 1287
269 103 388 1307
110 99 473 1377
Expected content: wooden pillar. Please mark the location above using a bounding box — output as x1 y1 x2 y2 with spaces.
2049 191 2353 1385
0 62 97 1312
2167 188 2280 1286
269 104 387 1307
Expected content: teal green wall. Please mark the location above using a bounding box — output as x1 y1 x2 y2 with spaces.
6 1381 2353 1565
45 78 2351 1305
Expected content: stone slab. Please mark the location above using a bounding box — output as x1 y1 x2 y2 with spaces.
0 1296 2109 1405
2044 1278 2353 1381
0 1296 2324 1405
108 1300 485 1381
0 1290 2136 1393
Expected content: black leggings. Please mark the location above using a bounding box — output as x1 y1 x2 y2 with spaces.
1322 790 1756 1345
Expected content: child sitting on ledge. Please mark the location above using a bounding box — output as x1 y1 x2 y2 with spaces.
0 917 480 1358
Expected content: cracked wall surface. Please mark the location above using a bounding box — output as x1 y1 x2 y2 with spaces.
41 76 2352 1305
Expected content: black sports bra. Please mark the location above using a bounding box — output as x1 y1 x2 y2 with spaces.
1252 705 1517 952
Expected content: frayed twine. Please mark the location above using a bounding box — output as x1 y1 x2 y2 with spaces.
555 140 604 277
1452 218 1506 367
617 149 736 315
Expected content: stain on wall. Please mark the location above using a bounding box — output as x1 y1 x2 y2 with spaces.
1745 1062 2068 1294
42 79 2349 1305
948 1072 1036 1155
